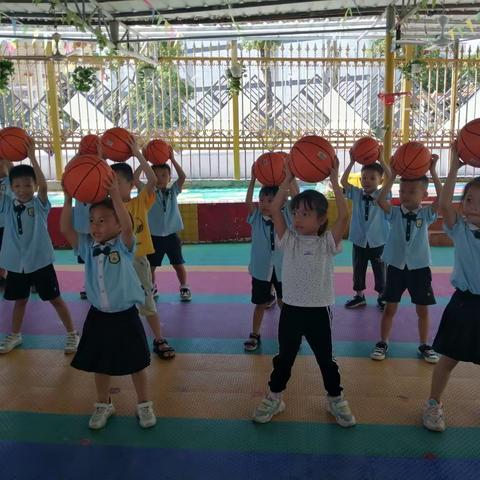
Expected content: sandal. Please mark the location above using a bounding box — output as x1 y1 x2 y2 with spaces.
153 338 176 360
244 332 261 351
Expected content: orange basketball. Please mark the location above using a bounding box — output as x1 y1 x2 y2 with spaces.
79 134 100 155
0 126 29 162
351 136 380 165
101 128 133 162
288 135 335 182
63 154 114 204
253 152 287 186
144 139 171 165
391 141 431 179
457 118 480 167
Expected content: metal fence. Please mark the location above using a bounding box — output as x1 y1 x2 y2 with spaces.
1 39 479 180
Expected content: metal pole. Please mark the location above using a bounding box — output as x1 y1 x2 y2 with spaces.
45 41 63 180
448 40 460 167
231 40 241 180
383 5 395 162
400 45 413 143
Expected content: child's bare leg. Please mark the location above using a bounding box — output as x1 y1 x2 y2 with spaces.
0 267 6 279
380 302 398 342
172 264 187 286
131 369 149 403
429 355 459 402
50 296 75 332
416 304 430 345
252 304 268 335
12 299 28 334
150 266 156 285
94 373 111 403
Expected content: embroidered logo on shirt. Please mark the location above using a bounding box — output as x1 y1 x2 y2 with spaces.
108 251 120 264
415 218 423 228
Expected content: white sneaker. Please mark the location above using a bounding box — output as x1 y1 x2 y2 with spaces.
180 286 192 302
0 333 22 354
64 331 80 354
253 396 285 423
422 399 446 432
136 401 157 428
327 394 356 428
89 402 115 430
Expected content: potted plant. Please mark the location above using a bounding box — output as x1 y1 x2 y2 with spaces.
0 59 15 95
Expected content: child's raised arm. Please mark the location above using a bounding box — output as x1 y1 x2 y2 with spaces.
330 157 349 246
27 138 48 204
170 148 186 190
245 163 256 214
440 142 463 229
376 163 396 214
130 138 157 195
378 144 391 185
108 175 135 249
429 154 442 214
60 190 79 250
271 165 294 241
340 150 355 190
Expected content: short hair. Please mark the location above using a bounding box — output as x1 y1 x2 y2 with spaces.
111 163 134 182
462 176 480 200
290 189 329 236
259 185 279 198
361 162 384 176
9 164 36 184
400 175 429 189
89 197 134 228
152 164 171 175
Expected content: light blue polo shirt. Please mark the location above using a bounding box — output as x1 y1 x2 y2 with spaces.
0 196 55 273
346 185 390 248
382 205 436 270
73 200 91 234
248 206 293 281
147 181 184 236
76 234 146 313
0 177 12 228
444 217 480 295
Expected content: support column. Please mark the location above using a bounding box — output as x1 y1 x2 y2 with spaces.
383 5 396 162
448 41 460 166
400 45 413 143
231 40 241 180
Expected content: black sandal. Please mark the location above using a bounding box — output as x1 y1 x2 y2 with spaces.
153 338 176 360
244 332 261 351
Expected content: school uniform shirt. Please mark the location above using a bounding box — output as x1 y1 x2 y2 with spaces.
444 217 480 295
0 196 54 274
248 206 293 281
76 234 146 313
0 177 13 228
278 229 341 307
346 185 391 248
147 181 184 237
73 200 91 234
126 188 156 257
382 205 436 270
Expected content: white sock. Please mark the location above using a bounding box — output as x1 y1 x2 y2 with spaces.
267 390 282 401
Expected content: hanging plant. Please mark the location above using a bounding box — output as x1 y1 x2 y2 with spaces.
399 58 427 80
71 66 97 92
0 59 15 95
226 62 245 97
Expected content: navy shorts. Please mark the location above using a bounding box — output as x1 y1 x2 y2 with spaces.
4 264 61 301
251 269 282 305
147 233 185 267
0 227 4 251
382 265 436 305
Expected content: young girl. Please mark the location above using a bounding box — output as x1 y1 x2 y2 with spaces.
60 175 156 430
422 144 480 432
253 160 356 428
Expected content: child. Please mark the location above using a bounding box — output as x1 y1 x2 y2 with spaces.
370 155 442 363
244 165 297 351
111 140 175 359
0 139 79 354
73 200 90 299
139 150 191 302
60 175 156 430
253 160 356 428
0 158 13 289
422 145 480 432
341 150 390 310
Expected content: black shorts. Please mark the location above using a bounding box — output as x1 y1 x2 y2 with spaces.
147 233 185 267
4 264 61 301
251 269 283 305
0 227 4 251
382 265 436 305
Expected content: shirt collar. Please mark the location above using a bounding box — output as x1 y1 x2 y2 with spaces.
13 198 33 207
92 237 117 248
467 221 480 232
400 204 421 215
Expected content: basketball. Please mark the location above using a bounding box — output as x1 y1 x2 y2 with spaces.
143 139 171 165
253 151 287 186
0 126 29 162
457 118 480 167
288 135 335 182
351 136 380 165
62 154 114 204
79 134 100 155
391 141 431 179
101 128 133 162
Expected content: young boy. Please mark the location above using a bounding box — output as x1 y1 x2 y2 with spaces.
111 140 175 359
370 155 441 363
244 165 298 351
73 200 90 299
138 149 191 302
0 139 79 354
0 158 13 289
341 151 390 310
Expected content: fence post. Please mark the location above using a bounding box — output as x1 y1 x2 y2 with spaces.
448 41 460 167
383 5 395 162
231 40 241 180
400 45 413 143
45 41 63 181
